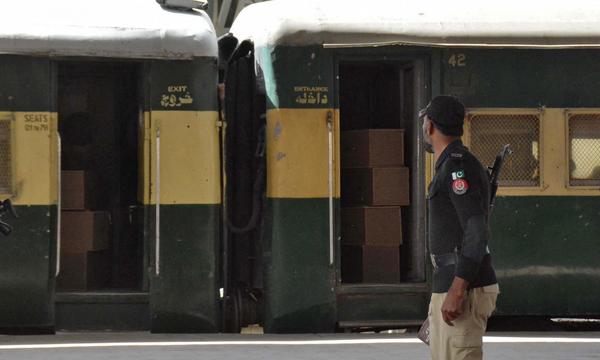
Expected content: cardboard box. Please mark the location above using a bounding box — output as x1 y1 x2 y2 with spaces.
61 170 100 210
342 206 402 245
341 245 400 283
341 129 404 168
342 167 410 206
56 250 111 290
61 211 110 253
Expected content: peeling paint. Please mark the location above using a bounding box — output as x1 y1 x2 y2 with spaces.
274 121 282 140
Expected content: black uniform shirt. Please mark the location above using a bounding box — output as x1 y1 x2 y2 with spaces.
428 139 497 293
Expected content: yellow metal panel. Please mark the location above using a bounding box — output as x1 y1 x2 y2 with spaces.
3 112 58 205
538 108 566 195
143 110 221 205
266 108 341 199
425 153 434 193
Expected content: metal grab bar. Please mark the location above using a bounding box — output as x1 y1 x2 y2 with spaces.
327 111 334 266
155 127 161 276
56 133 61 277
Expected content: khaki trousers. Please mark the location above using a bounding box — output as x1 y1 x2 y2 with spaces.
428 284 499 360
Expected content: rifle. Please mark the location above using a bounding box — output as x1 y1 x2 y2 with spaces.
488 144 513 212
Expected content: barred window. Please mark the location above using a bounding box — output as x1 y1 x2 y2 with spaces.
468 113 540 187
568 113 600 186
0 116 12 194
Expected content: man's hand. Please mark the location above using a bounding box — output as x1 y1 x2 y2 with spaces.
441 277 469 326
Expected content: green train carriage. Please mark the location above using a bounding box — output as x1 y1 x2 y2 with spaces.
222 0 600 333
0 0 221 332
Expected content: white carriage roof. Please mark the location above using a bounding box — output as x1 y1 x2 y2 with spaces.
0 0 217 59
230 0 600 48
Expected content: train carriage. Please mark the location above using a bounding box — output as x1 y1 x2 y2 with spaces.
0 0 220 332
223 0 600 333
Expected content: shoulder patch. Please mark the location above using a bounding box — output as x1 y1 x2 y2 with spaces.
452 178 469 195
451 170 465 180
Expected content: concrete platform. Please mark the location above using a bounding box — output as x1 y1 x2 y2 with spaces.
0 332 598 359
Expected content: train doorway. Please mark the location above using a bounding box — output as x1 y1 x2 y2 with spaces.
56 61 148 330
336 57 429 328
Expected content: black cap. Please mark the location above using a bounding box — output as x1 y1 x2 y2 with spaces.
419 95 465 136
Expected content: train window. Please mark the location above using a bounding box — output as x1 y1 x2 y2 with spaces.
568 113 600 186
467 113 540 187
0 116 12 194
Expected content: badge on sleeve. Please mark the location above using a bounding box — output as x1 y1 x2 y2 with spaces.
451 170 465 180
452 178 469 195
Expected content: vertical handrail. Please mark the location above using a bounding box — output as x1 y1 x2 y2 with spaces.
155 127 161 276
56 133 61 277
327 111 334 265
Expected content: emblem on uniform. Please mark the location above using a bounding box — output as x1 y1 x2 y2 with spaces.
452 178 469 195
451 170 465 180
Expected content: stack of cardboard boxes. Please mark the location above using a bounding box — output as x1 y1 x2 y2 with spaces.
58 170 111 290
341 129 409 283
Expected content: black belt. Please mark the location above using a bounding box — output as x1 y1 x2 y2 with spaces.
430 247 491 270
430 252 457 270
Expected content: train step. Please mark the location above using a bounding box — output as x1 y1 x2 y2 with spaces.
55 292 149 331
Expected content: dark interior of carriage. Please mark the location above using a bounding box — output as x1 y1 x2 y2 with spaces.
57 62 143 292
338 61 425 284
223 43 267 331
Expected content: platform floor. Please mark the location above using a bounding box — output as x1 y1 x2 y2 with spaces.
0 332 599 360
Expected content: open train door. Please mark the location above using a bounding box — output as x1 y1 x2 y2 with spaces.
335 53 431 329
0 56 58 333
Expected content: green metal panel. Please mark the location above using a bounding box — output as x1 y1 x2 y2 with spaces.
259 45 600 330
441 49 600 108
263 198 336 333
491 196 600 316
260 45 435 331
440 48 600 317
262 45 334 110
146 58 221 333
148 58 218 112
55 293 149 331
263 45 434 110
256 44 337 332
0 55 56 112
148 204 220 332
337 284 429 326
0 55 56 331
0 205 56 331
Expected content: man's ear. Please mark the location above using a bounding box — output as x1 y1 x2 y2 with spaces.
427 120 435 136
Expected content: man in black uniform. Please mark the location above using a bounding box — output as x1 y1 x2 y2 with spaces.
421 96 499 360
